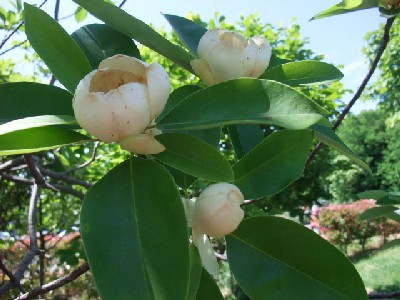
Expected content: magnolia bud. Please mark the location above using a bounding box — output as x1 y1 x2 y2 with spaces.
189 183 245 237
190 29 272 85
73 55 170 154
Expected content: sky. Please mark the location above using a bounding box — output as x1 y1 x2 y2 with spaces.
4 0 387 113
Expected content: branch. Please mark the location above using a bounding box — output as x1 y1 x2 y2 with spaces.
0 254 24 293
0 185 40 296
61 141 99 175
307 16 396 164
14 263 90 300
369 290 400 299
40 168 93 189
0 39 28 56
0 157 25 173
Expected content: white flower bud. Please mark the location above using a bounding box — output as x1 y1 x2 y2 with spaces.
73 55 170 154
190 29 272 85
189 183 245 237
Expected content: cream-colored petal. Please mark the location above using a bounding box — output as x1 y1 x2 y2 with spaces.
241 42 258 77
207 43 246 82
197 28 226 58
219 31 247 50
119 133 165 154
146 62 170 119
190 58 215 86
193 230 219 276
98 54 148 80
250 38 272 78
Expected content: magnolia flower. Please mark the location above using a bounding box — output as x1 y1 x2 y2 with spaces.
73 54 169 154
184 183 245 275
190 29 272 85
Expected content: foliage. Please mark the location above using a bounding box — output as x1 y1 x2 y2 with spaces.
310 200 400 253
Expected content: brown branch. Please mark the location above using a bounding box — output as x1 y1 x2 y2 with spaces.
24 155 45 185
61 141 99 175
0 254 24 293
369 290 400 299
14 263 90 300
0 185 40 296
40 168 93 189
0 157 25 173
307 16 396 165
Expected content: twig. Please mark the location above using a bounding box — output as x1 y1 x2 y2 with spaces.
368 290 400 299
61 141 99 175
0 157 26 173
119 0 128 8
40 168 93 189
0 185 40 296
0 254 24 292
0 39 28 56
54 0 60 21
307 16 396 165
14 263 90 300
24 155 45 185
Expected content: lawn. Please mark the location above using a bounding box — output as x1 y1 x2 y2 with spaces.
352 239 400 295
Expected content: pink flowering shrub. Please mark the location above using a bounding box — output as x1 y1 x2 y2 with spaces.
310 200 400 253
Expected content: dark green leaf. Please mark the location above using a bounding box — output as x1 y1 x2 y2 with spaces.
0 115 76 135
228 124 264 159
0 82 73 124
233 130 313 199
0 127 89 156
73 0 193 71
311 0 379 20
71 24 141 69
163 164 197 190
385 212 400 223
261 61 344 86
312 124 371 172
81 158 190 300
24 3 91 92
357 190 389 201
188 245 203 300
154 133 233 182
358 206 398 221
266 54 292 70
163 14 207 56
227 216 368 300
194 269 224 300
157 79 327 131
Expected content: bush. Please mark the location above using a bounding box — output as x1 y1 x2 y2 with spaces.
310 200 400 254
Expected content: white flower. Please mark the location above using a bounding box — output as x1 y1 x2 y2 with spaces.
73 54 170 154
184 183 245 276
190 29 272 85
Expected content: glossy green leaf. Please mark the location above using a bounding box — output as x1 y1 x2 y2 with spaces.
163 14 207 56
385 212 400 223
0 82 73 124
0 127 89 156
311 0 378 20
194 269 224 300
154 133 233 182
266 54 292 70
228 124 264 159
188 245 203 300
81 158 190 300
24 3 91 93
233 130 313 199
163 164 197 190
357 190 389 201
157 79 327 131
226 216 368 300
0 115 76 135
261 61 344 86
73 0 193 71
312 124 371 172
72 24 141 69
358 206 399 221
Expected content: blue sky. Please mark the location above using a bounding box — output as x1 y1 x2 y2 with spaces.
4 0 387 113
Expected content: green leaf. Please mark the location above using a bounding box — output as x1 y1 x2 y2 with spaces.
73 0 193 71
358 206 399 221
24 3 91 93
163 164 197 190
357 190 389 201
385 212 400 223
311 0 379 20
266 54 292 70
233 130 313 199
163 14 207 56
261 61 344 86
81 158 190 300
71 24 141 69
74 6 88 22
154 133 233 182
0 115 76 135
0 82 74 124
228 124 264 159
0 127 89 156
312 124 371 172
157 79 327 131
188 245 203 300
194 269 224 300
226 216 368 300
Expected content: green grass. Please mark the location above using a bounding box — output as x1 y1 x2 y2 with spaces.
352 239 400 294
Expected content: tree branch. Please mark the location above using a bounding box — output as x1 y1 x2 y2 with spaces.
307 16 396 165
14 263 90 300
0 157 25 173
61 141 99 175
40 168 93 189
368 290 400 299
0 254 24 293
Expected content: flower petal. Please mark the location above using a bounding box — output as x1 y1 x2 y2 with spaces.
190 58 215 86
197 28 225 58
193 230 219 276
146 62 170 119
119 133 165 154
